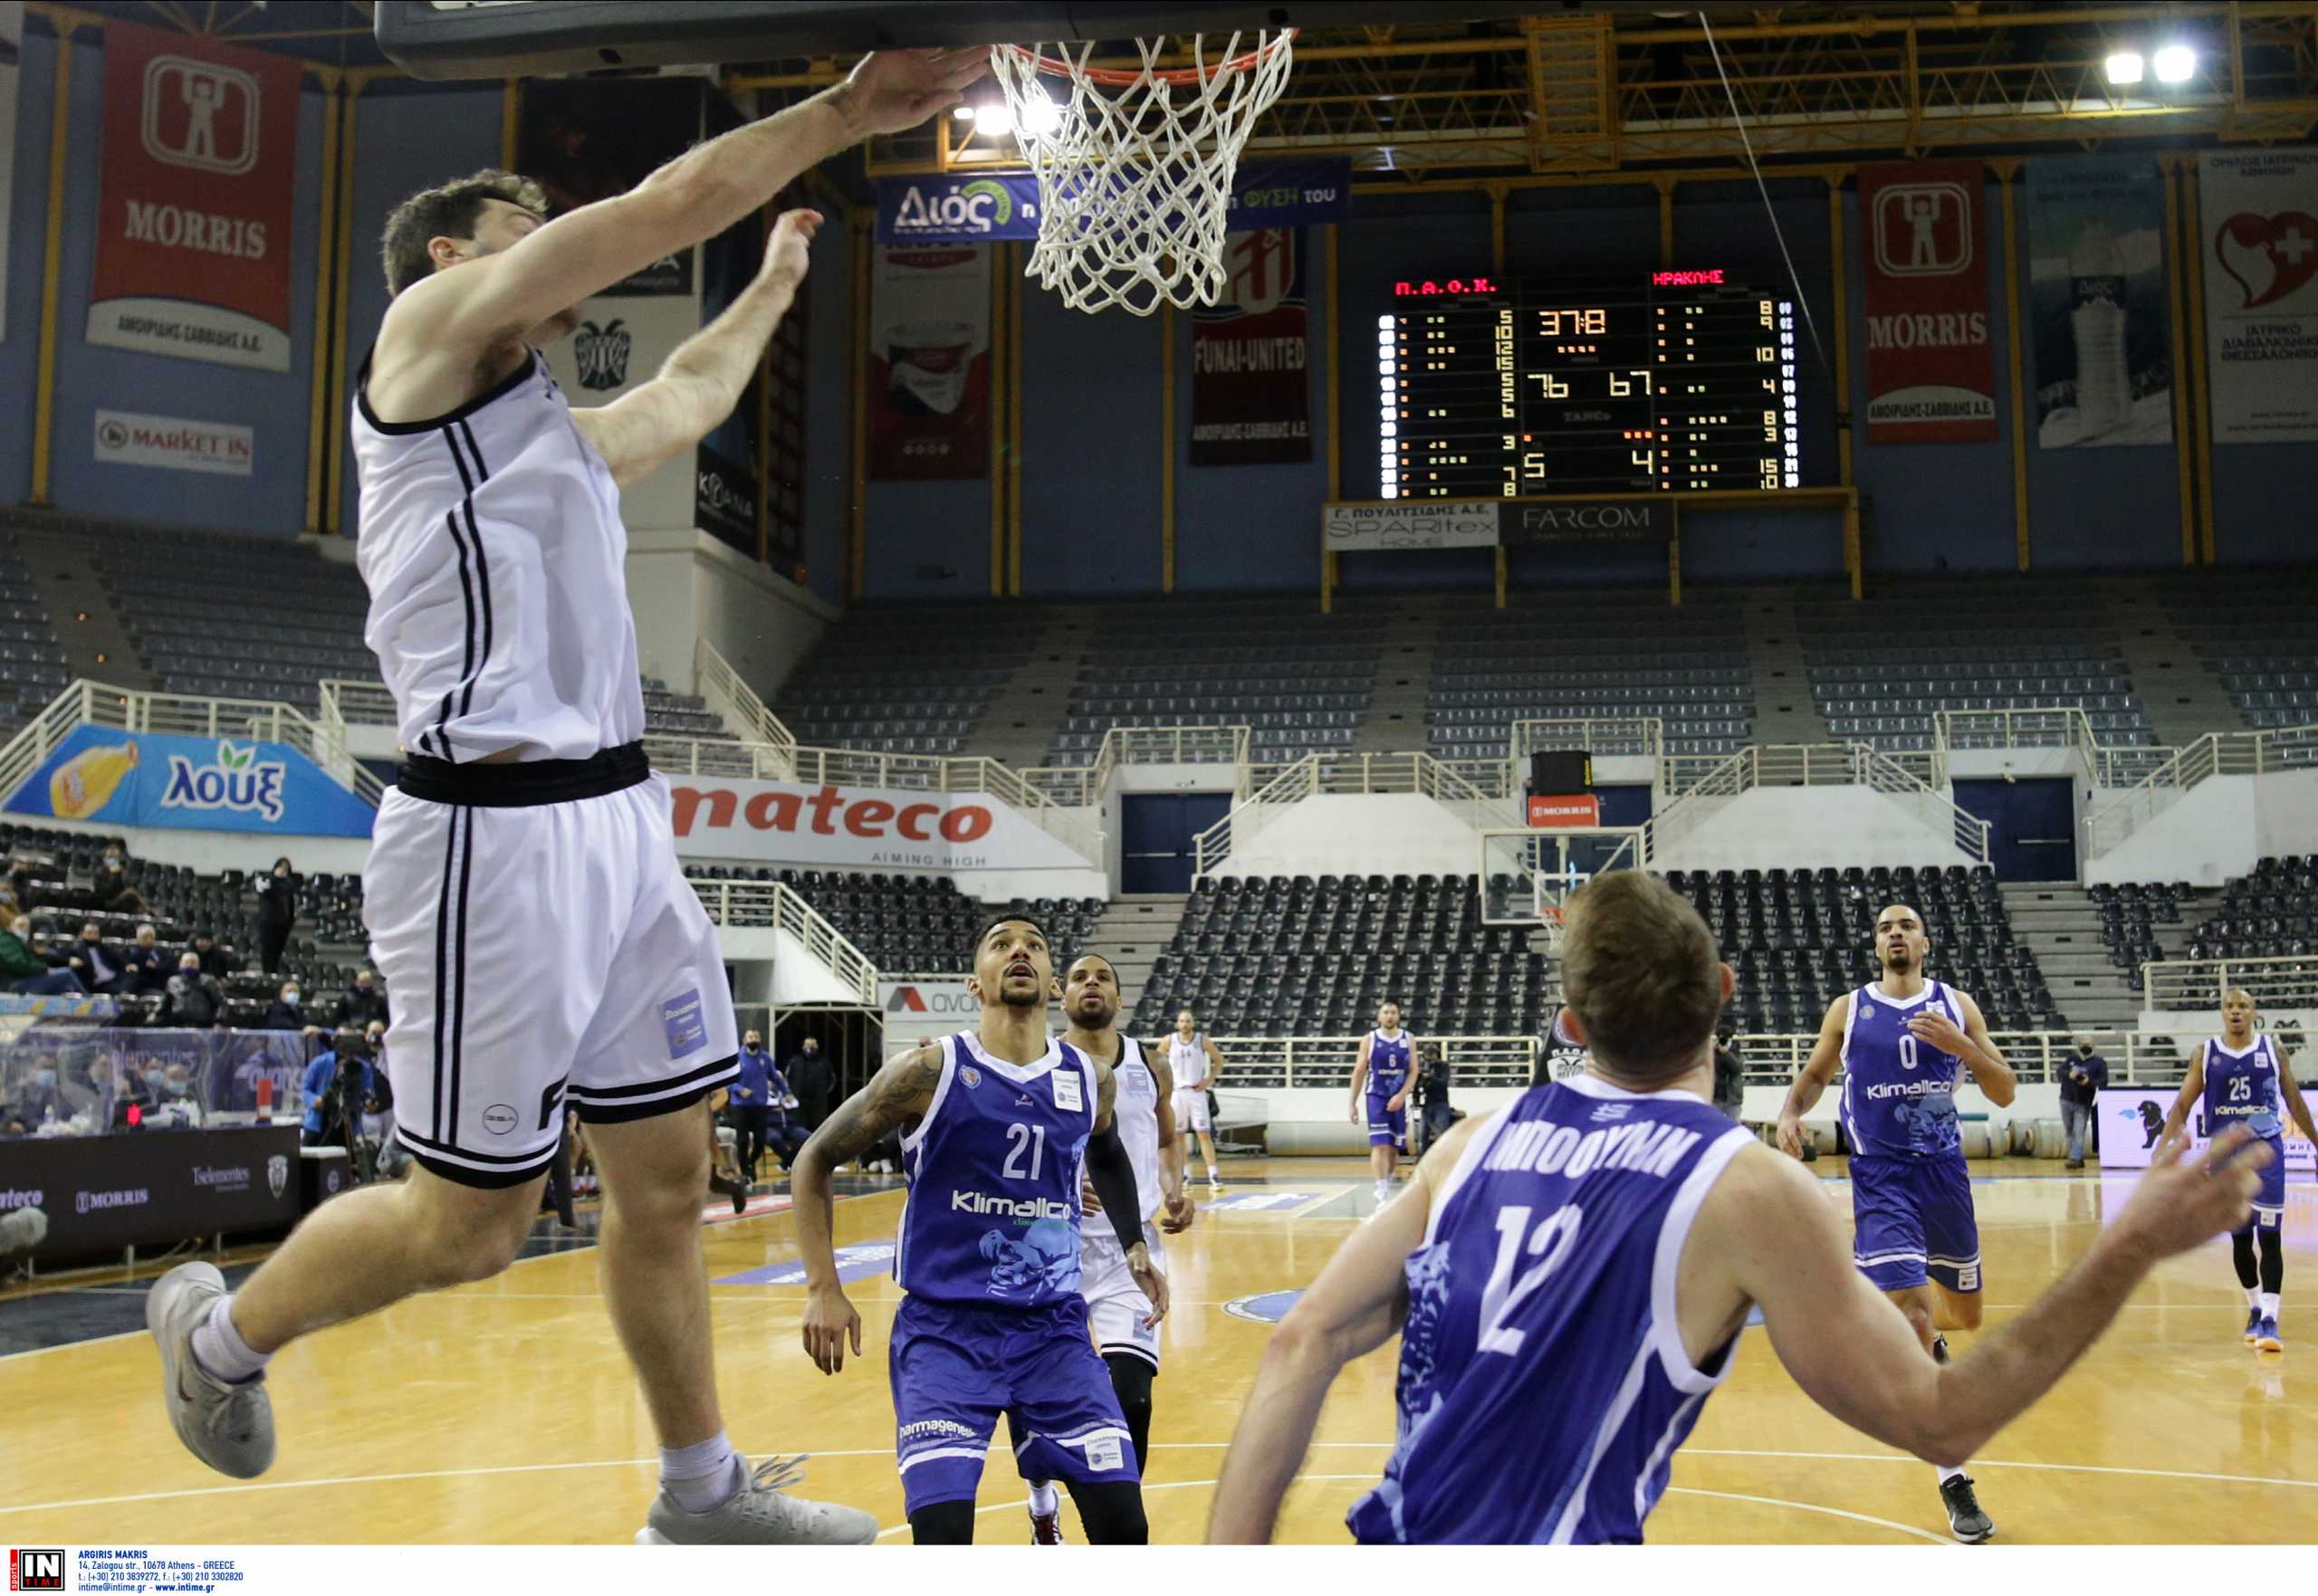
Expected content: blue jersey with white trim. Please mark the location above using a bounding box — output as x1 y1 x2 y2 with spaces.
2201 1035 2284 1138
1346 1077 1752 1544
896 1032 1097 1310
1366 1029 1413 1101
1838 981 1968 1161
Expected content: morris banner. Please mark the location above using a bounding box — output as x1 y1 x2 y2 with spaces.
2 725 377 836
1190 228 1309 465
2198 149 2318 443
86 22 302 370
2026 158 2173 448
869 246 991 481
1857 161 1997 443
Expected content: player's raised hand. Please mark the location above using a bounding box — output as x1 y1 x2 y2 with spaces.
801 1285 863 1375
763 208 822 285
1160 1191 1196 1234
836 49 991 138
1129 1245 1170 1328
2112 1125 2270 1257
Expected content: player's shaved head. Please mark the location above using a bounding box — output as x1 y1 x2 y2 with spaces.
1559 872 1730 1085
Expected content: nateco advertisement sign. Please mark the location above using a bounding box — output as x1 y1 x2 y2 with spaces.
667 778 1089 873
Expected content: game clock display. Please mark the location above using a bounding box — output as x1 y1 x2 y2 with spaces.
1380 272 1804 497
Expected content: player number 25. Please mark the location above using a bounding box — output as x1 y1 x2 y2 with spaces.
2228 1075 2251 1102
1477 1204 1585 1356
1002 1122 1049 1181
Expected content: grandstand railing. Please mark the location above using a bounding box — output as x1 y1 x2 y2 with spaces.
694 636 799 776
316 678 399 735
1731 1028 2260 1088
1206 1034 1537 1089
1020 724 1254 806
1509 717 1664 792
1647 742 1990 865
685 877 877 1006
1192 750 1516 878
0 681 383 807
2084 722 2318 856
2141 953 2318 1016
1933 706 2167 789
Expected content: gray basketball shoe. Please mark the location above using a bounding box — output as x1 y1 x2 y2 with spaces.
637 1455 879 1544
147 1262 276 1478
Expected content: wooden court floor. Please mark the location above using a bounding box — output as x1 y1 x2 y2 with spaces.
2 1157 2312 1544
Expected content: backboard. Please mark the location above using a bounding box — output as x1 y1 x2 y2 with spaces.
1479 826 1647 944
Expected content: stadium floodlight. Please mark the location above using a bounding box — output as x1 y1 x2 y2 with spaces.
2103 51 2144 86
2153 43 2195 83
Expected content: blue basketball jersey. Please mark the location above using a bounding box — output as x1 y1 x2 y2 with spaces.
895 1031 1097 1310
2201 1035 2284 1139
1838 981 1968 1161
1367 1029 1413 1100
1346 1077 1753 1544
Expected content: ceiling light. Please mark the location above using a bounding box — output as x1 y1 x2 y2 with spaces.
2153 44 2195 83
953 105 975 120
974 102 1015 137
2103 51 2144 86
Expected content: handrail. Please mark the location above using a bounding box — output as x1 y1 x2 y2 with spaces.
1020 724 1252 806
0 680 382 807
685 876 878 1006
1726 1028 2219 1088
1190 750 1522 878
694 636 798 776
1933 705 2167 790
1855 742 1991 864
317 677 398 730
2085 722 2318 856
1509 716 1663 795
2141 952 2318 1016
1646 741 1988 865
1193 752 1323 878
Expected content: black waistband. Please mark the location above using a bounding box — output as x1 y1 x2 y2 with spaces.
395 741 649 808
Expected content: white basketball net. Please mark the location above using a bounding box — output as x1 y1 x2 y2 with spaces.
988 32 1296 317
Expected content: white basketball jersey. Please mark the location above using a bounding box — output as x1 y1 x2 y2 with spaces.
1169 1033 1211 1090
1114 1037 1164 1223
351 348 646 762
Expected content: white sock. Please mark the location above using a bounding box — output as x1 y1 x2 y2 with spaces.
2248 1285 2264 1309
1938 1464 1968 1486
2261 1292 2281 1323
188 1295 269 1385
1206 1164 1220 1183
1027 1480 1059 1516
661 1432 743 1513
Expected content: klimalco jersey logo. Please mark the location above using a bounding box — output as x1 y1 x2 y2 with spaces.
950 1190 1073 1219
574 317 632 390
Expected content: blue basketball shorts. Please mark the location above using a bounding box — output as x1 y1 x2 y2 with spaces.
888 1295 1138 1515
1850 1152 1982 1295
1367 1093 1407 1149
2237 1132 2286 1237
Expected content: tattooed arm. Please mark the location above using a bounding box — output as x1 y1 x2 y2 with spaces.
1084 1056 1171 1325
795 1042 943 1374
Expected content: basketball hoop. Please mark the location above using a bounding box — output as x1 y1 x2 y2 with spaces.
1539 904 1567 959
986 31 1296 317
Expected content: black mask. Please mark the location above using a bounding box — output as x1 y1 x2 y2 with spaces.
2078 1044 2093 1056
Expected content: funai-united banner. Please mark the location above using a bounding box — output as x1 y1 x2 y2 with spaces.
869 246 991 480
3 727 376 836
2026 159 2173 448
2198 149 2318 443
1190 229 1309 465
1857 161 1997 444
86 21 302 370
876 158 1351 246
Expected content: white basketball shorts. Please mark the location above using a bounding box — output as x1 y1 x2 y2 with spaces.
365 766 737 1188
1081 1221 1166 1371
1172 1086 1212 1134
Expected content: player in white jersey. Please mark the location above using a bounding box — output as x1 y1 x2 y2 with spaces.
142 50 987 1545
1165 1008 1227 1191
1023 954 1197 1543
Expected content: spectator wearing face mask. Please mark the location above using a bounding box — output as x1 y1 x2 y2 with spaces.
255 857 298 975
188 932 233 979
336 970 389 1030
74 922 129 996
784 1033 832 1130
2 915 85 997
161 953 226 1028
5 1055 75 1134
92 847 150 916
2061 1035 2109 1170
120 924 171 995
262 979 321 1037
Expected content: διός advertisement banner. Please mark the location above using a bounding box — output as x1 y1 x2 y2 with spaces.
2 725 376 836
2199 149 2318 443
2026 158 2173 448
1857 161 1997 443
869 246 991 481
1191 228 1310 466
86 21 302 370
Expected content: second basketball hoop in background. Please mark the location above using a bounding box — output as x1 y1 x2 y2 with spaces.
988 31 1295 316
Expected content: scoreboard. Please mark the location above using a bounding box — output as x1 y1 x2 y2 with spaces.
1379 271 1804 498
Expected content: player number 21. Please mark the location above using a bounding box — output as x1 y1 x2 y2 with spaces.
1002 1122 1048 1180
1477 1204 1585 1356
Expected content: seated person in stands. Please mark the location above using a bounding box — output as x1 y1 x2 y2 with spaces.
160 952 227 1028
74 921 130 995
262 979 322 1037
2 915 86 997
5 1055 76 1134
120 924 171 995
336 969 388 1030
92 846 150 916
187 930 233 978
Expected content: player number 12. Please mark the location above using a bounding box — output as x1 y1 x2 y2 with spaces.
1477 1203 1585 1355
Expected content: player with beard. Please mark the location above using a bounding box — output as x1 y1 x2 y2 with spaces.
791 917 1166 1543
1021 953 1198 1543
1777 903 2017 1542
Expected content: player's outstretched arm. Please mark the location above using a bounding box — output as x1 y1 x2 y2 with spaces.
1712 1130 2269 1467
1776 997 1848 1156
397 51 984 358
2276 1046 2318 1142
1911 990 2016 1106
1208 1115 1480 1543
792 1043 941 1374
570 209 819 488
2161 1058 2203 1139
